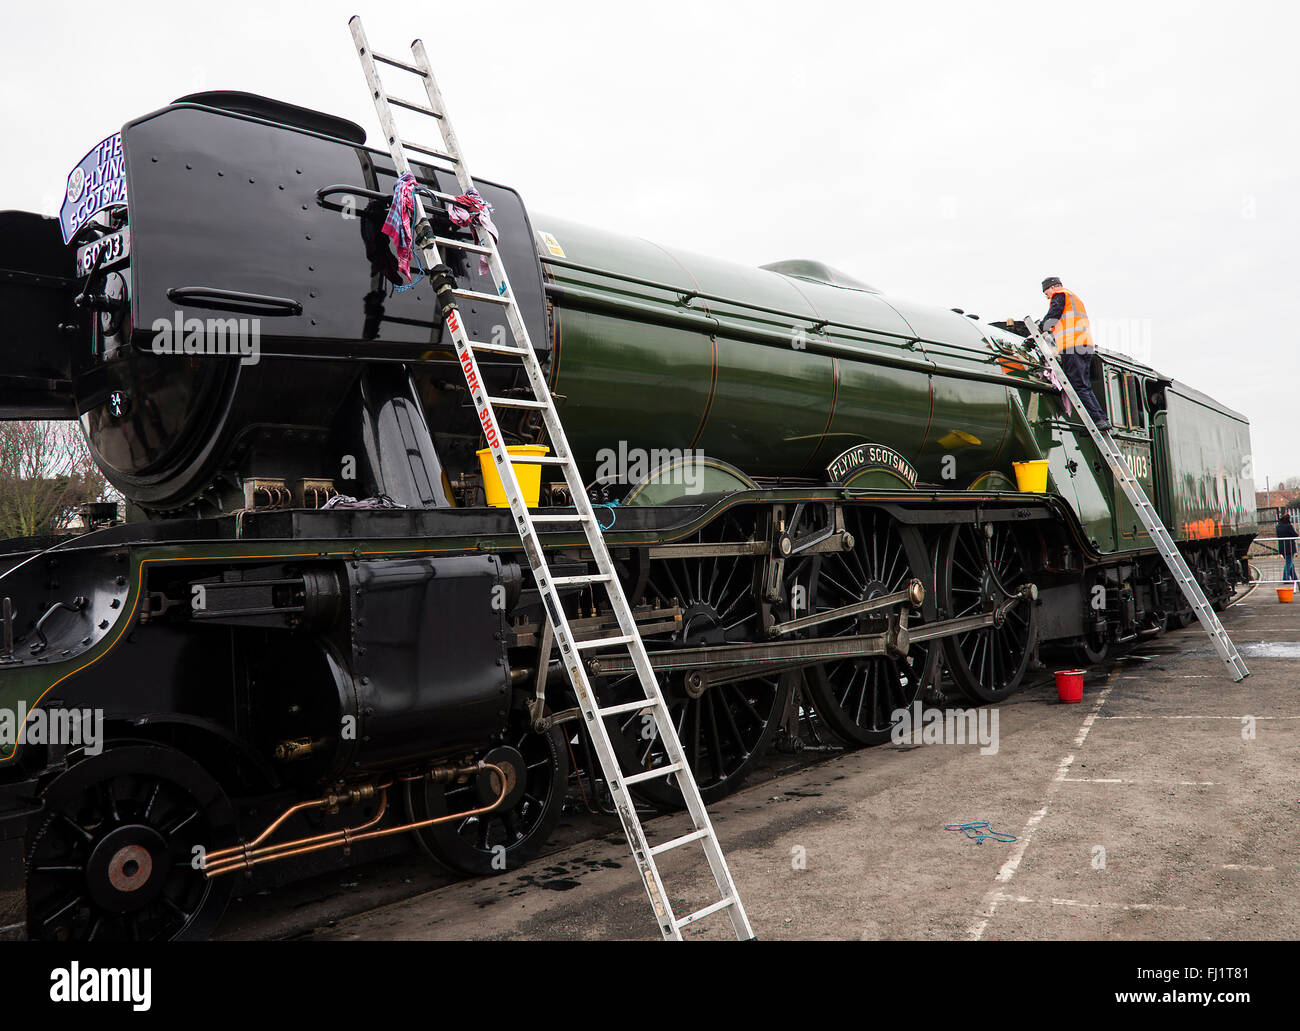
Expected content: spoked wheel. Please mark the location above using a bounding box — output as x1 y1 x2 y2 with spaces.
1169 592 1197 630
1073 575 1112 664
26 745 236 942
800 507 939 747
1203 549 1231 611
404 718 569 876
1072 622 1112 665
596 514 795 807
937 522 1038 703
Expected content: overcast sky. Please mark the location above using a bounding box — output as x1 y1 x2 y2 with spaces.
4 0 1296 491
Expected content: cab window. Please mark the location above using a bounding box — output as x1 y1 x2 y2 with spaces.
1106 369 1125 423
1104 369 1147 431
1122 374 1146 431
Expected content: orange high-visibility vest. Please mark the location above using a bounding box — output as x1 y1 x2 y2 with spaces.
1045 285 1093 352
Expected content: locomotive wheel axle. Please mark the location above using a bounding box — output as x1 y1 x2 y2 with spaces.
768 579 926 637
583 588 1032 683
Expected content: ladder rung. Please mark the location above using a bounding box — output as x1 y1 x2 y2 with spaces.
453 289 511 306
487 396 547 410
403 138 458 163
510 454 569 466
432 235 492 255
549 573 612 587
623 762 683 787
574 634 636 651
650 828 710 857
597 698 661 718
416 186 461 204
373 51 428 76
469 341 530 357
386 95 444 119
530 513 591 524
675 897 735 930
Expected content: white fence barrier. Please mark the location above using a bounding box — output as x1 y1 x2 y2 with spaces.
1249 537 1299 585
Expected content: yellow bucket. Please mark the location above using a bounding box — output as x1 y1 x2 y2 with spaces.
1012 459 1050 493
477 445 550 508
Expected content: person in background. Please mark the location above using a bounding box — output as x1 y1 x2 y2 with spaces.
1040 277 1111 431
1277 510 1298 583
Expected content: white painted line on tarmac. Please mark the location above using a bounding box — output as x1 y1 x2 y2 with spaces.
994 892 1233 916
995 806 1049 885
1102 714 1300 720
1059 777 1216 786
1221 864 1275 871
967 685 1114 941
967 805 1051 940
1073 696 1109 746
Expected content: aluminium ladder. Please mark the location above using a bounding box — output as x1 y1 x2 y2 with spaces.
1021 316 1249 682
348 17 755 940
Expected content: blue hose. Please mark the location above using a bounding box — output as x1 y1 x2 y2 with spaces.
593 501 619 531
944 821 1018 844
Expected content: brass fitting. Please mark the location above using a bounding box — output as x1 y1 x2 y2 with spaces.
323 784 377 815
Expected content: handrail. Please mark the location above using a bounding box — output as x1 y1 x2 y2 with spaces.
166 287 303 317
544 281 1060 392
543 254 922 346
316 182 462 206
316 183 388 204
541 254 1047 375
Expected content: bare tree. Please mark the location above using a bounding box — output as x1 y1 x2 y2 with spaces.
0 422 113 539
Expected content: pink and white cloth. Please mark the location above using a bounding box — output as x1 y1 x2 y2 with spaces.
446 188 498 276
381 172 419 280
1042 364 1073 416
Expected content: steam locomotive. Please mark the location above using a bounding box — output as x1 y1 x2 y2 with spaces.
0 91 1254 941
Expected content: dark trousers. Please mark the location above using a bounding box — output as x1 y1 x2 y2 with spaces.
1060 349 1108 426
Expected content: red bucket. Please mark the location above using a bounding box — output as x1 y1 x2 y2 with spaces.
1055 669 1084 704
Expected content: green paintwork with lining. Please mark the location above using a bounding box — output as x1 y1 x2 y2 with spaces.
531 218 1252 555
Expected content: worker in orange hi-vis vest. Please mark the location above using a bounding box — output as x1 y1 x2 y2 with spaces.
1040 277 1111 431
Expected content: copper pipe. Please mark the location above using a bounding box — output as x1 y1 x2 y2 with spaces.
203 762 510 879
203 793 392 877
207 783 383 860
203 766 504 878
